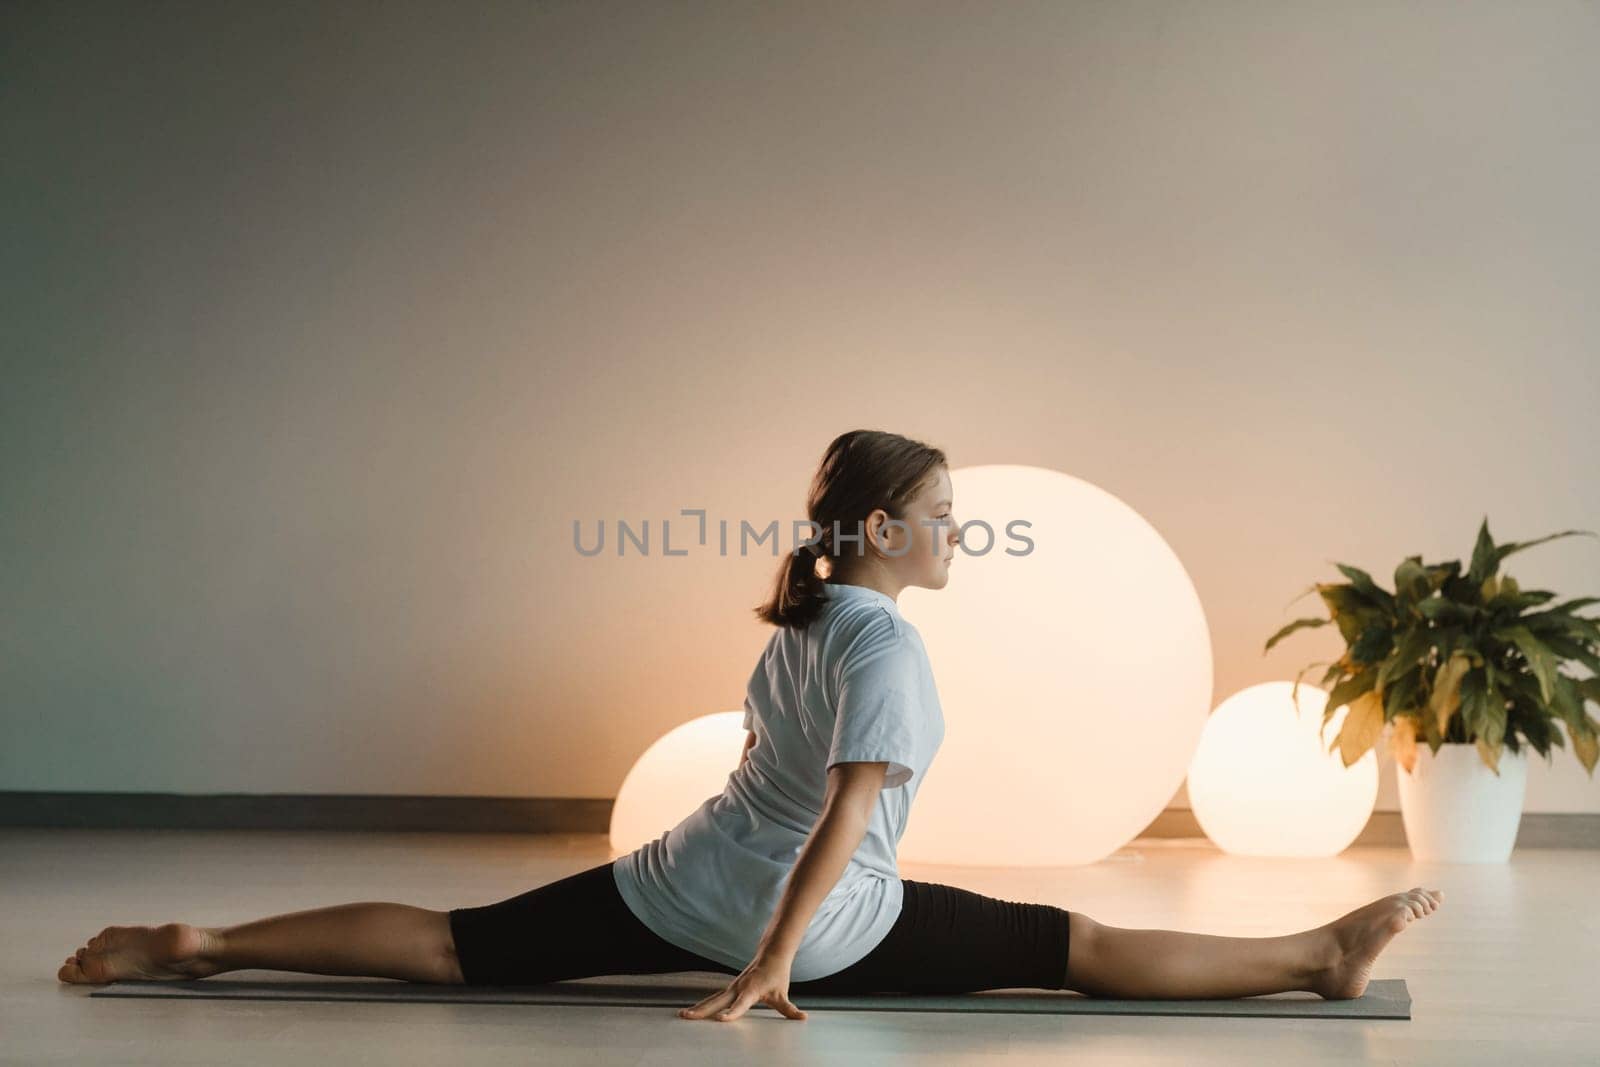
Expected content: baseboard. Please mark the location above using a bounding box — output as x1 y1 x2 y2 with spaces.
0 791 612 833
2 791 1596 848
1139 808 1600 849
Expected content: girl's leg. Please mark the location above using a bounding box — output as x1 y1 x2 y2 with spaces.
58 903 463 985
1065 886 1442 1000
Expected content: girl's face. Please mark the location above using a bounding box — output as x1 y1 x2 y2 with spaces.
880 465 959 590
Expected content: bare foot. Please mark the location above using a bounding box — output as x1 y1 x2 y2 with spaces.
1308 886 1441 1000
57 923 223 985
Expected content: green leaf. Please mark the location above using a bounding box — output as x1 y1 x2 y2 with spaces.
1467 517 1498 585
1458 667 1489 744
1477 736 1503 775
1529 596 1600 617
1486 586 1559 616
1383 669 1422 717
1377 626 1433 688
1426 560 1463 593
1349 622 1395 665
1551 673 1584 727
1490 528 1598 575
1280 582 1323 613
1326 670 1377 721
1418 597 1476 625
1480 678 1508 748
1506 687 1554 742
1521 610 1600 645
1503 671 1545 705
1335 563 1396 611
1263 616 1329 654
1318 584 1383 645
1498 625 1560 704
1394 557 1430 606
1520 713 1555 760
1536 632 1600 676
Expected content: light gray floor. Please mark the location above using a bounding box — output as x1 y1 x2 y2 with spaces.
6 828 1595 1065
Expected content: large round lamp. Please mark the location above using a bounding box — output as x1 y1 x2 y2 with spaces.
897 464 1214 867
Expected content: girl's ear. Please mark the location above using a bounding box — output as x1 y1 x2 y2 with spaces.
867 510 892 553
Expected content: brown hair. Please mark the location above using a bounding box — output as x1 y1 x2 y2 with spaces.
754 429 948 630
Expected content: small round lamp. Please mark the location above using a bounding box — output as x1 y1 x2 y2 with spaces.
1187 681 1378 857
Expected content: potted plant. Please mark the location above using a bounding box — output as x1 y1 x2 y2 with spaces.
1264 518 1599 862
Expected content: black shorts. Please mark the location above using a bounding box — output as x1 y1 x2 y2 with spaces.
447 861 1073 994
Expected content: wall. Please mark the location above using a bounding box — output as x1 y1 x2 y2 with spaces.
4 0 1597 815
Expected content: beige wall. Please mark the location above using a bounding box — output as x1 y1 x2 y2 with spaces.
4 0 1597 815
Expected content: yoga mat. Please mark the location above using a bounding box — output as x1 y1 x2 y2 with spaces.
92 970 1411 1019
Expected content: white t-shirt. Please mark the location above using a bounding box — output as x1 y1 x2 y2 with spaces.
611 580 945 982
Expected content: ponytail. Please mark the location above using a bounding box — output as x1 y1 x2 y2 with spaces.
764 545 828 630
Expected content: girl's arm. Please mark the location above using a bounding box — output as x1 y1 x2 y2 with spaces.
751 761 887 962
680 761 886 1021
739 730 756 769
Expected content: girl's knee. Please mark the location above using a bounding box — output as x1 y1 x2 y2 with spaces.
437 909 468 984
1065 912 1103 991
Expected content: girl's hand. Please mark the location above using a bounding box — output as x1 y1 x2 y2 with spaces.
678 951 809 1022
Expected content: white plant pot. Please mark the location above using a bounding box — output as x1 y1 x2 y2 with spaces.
1397 742 1527 862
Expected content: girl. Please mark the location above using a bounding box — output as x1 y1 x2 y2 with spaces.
58 429 1440 1023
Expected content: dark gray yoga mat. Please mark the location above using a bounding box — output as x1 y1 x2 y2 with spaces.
92 970 1411 1019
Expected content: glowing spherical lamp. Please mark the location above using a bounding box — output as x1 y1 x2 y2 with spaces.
1187 682 1378 857
609 710 746 856
896 464 1214 867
